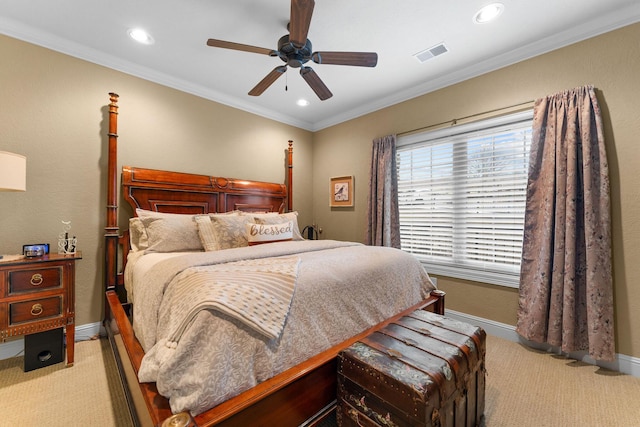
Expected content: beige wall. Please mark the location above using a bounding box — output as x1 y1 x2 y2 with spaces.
0 35 313 330
312 23 640 358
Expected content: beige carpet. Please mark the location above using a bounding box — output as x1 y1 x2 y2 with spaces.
484 335 640 426
0 337 132 427
1 334 640 426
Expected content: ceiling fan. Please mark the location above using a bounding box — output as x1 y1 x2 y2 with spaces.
206 0 378 101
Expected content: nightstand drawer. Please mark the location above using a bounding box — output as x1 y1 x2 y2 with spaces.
8 267 62 294
9 296 62 325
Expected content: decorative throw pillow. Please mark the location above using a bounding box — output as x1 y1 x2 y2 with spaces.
252 211 304 241
194 215 218 251
196 214 252 251
137 209 203 253
245 221 294 245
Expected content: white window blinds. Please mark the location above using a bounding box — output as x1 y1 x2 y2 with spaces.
397 110 533 287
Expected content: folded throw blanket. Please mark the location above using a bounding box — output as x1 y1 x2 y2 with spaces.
163 256 301 345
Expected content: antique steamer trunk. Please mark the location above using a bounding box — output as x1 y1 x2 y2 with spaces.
337 310 486 427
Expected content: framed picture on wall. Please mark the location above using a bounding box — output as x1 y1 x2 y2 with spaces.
330 175 354 207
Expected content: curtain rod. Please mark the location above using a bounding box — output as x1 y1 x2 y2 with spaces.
397 99 535 137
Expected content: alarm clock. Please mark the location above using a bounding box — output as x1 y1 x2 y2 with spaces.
23 243 49 258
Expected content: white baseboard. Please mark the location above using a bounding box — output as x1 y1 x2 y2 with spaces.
0 322 103 361
444 309 640 378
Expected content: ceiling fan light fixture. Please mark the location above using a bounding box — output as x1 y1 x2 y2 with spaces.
297 99 310 107
473 3 504 24
128 28 154 45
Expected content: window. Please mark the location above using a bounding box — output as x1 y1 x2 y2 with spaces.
397 110 533 287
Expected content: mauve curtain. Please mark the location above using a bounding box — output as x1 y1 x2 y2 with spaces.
366 134 401 248
516 85 614 361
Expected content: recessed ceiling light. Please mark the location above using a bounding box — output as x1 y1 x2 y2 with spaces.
128 28 154 45
473 3 504 24
297 99 309 107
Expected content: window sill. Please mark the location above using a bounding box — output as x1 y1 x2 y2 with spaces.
421 262 520 288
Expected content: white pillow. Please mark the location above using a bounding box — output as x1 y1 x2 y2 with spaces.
128 217 148 252
246 221 294 245
251 211 304 241
137 209 203 253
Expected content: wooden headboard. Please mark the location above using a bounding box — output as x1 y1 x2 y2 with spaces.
122 166 288 215
104 92 294 303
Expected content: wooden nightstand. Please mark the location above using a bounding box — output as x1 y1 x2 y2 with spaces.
0 252 81 366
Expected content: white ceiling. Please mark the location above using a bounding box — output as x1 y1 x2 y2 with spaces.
1 1 639 131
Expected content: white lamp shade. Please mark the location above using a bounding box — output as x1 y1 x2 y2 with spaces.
0 151 27 191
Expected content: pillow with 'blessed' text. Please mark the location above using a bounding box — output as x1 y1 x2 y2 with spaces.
245 221 294 245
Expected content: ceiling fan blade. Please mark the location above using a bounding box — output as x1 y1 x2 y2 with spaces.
248 66 288 96
311 51 378 67
289 0 315 48
300 67 332 100
206 39 276 56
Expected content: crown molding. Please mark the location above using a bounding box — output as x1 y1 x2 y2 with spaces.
2 3 639 133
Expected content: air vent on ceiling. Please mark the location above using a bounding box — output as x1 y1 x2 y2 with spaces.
414 43 448 63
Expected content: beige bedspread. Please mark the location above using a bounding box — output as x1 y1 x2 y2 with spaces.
132 240 436 416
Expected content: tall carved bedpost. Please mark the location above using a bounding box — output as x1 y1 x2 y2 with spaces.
105 93 119 293
287 140 293 212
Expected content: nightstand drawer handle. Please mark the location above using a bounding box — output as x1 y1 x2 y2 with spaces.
30 303 43 316
30 273 44 286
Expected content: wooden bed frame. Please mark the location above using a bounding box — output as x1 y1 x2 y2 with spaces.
102 93 445 427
